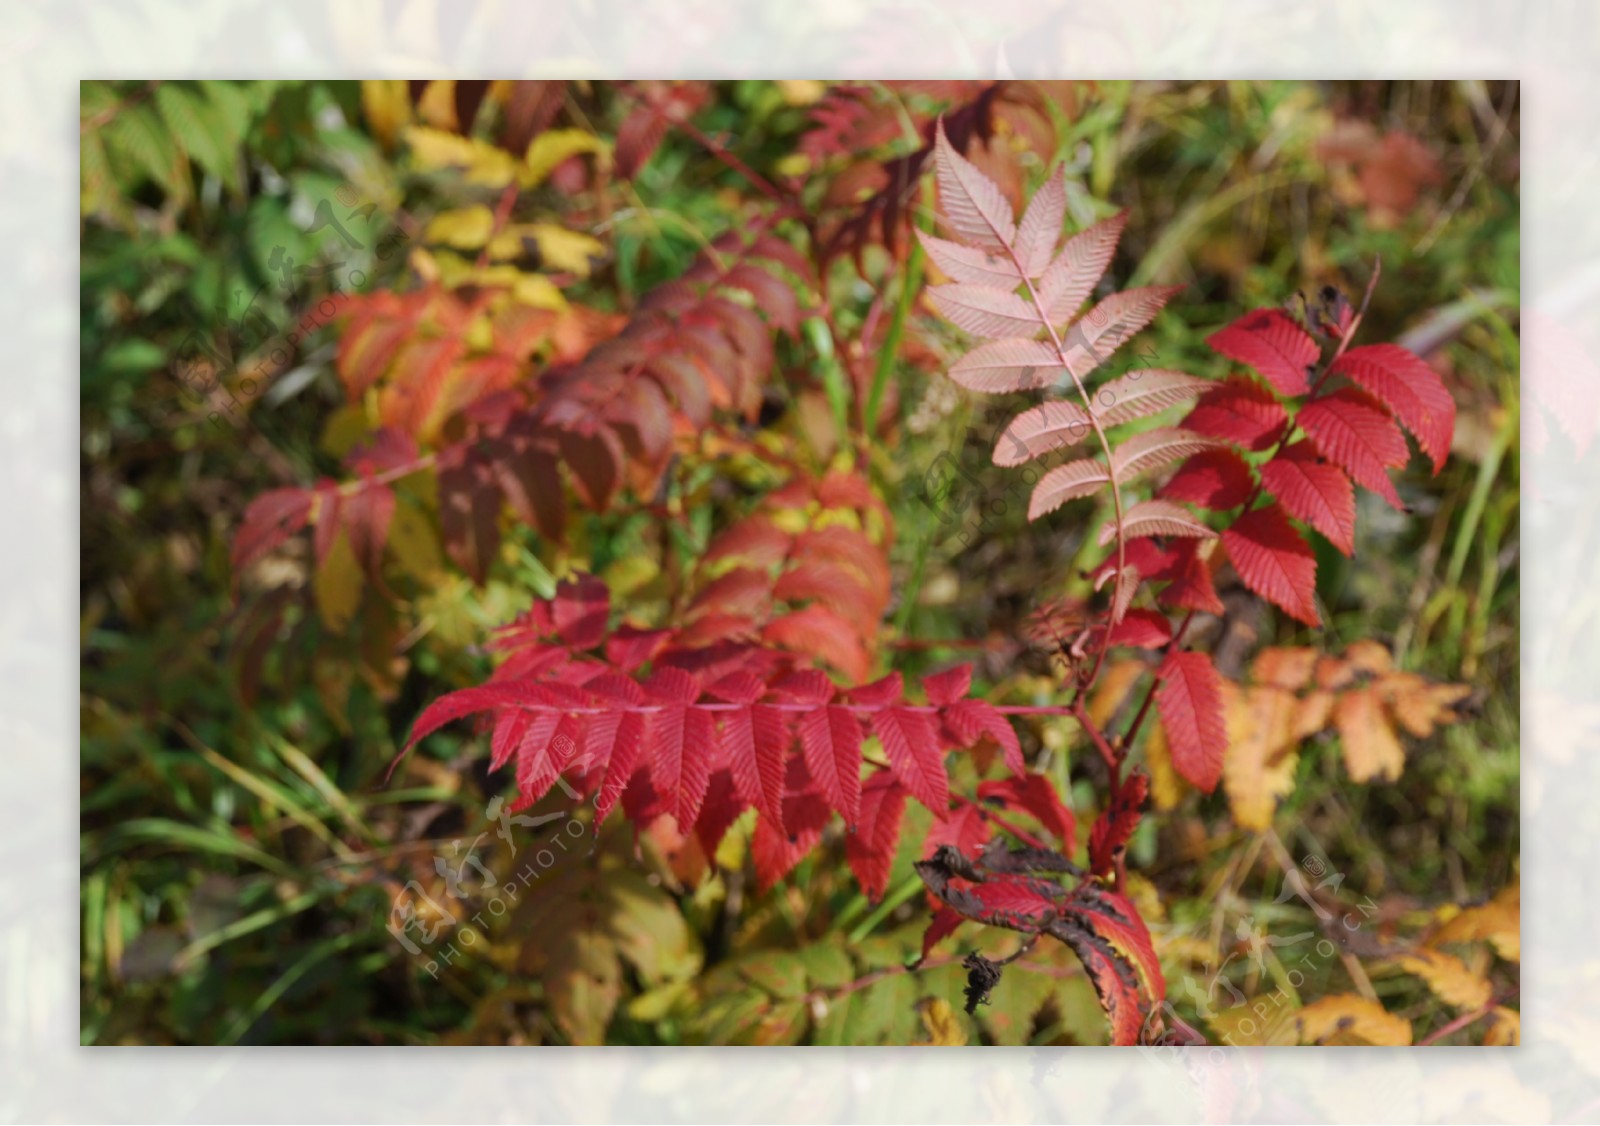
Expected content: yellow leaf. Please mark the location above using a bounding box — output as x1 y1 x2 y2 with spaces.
319 402 373 460
388 498 444 582
405 125 520 188
425 205 497 249
513 272 568 310
603 551 660 599
1482 1006 1520 1045
360 80 411 150
530 223 604 276
1142 720 1186 811
1293 688 1335 740
1315 654 1355 691
1088 658 1146 730
1252 646 1317 691
1335 685 1405 782
415 79 459 130
1209 999 1299 1045
313 530 364 632
1431 882 1519 962
1297 994 1412 1045
1222 682 1299 830
1383 671 1469 738
524 128 611 188
1386 949 1493 1010
917 997 969 1046
1344 639 1394 676
777 80 827 106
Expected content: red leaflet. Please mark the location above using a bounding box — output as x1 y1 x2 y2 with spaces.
703 515 793 569
1222 503 1321 627
978 772 1076 844
593 711 640 827
341 482 395 580
1182 377 1289 452
1296 388 1408 510
799 705 864 822
693 770 747 857
924 803 993 858
1104 609 1173 649
1259 442 1357 555
872 705 949 815
1089 771 1149 878
1154 651 1227 793
773 561 884 625
231 487 313 579
1055 885 1166 1046
850 671 905 709
1158 448 1256 511
845 772 909 900
1332 343 1455 473
922 662 974 707
552 574 611 650
762 605 871 683
967 878 1062 926
942 698 1025 776
1206 308 1320 397
920 907 964 960
1157 539 1225 616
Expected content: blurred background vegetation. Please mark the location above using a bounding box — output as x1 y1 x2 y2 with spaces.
80 79 1518 1045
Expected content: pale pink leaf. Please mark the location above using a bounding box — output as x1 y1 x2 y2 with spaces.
1091 370 1215 426
947 339 1064 393
1039 210 1128 322
1060 286 1182 379
1099 499 1216 545
994 400 1094 466
933 121 1016 251
1016 165 1067 277
916 228 1024 288
1112 427 1224 485
929 284 1041 339
1028 458 1112 519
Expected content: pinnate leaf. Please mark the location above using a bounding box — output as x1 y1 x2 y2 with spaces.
1039 210 1127 322
872 705 949 815
1296 388 1408 509
1182 377 1288 451
994 400 1092 466
845 773 908 900
1221 503 1321 626
928 284 1041 339
1028 457 1112 519
1331 343 1454 473
948 339 1063 394
916 228 1022 288
1207 308 1319 397
1159 448 1255 511
1014 165 1067 276
1112 428 1222 485
1259 442 1356 554
799 705 863 822
933 121 1016 251
1100 499 1216 545
1091 370 1213 426
1154 651 1227 793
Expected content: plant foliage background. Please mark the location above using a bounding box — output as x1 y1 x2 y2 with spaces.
80 79 1519 1047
